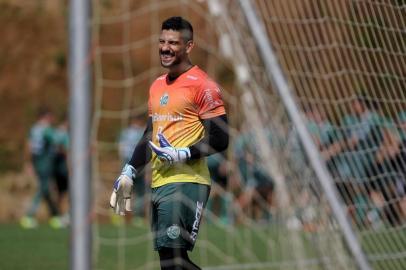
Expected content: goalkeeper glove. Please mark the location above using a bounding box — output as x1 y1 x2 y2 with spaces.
148 133 191 165
109 164 136 215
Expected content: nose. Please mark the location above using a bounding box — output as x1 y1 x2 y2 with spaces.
160 41 170 51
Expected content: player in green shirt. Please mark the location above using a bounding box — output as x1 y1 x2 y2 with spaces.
234 125 274 223
398 111 406 142
52 117 69 226
316 97 382 227
20 108 61 229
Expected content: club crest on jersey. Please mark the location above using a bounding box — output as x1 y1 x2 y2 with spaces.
160 93 169 106
167 224 180 239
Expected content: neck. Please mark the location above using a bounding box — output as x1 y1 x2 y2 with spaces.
167 62 193 80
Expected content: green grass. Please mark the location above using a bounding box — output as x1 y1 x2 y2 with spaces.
0 224 69 270
92 223 330 270
2 223 406 270
0 223 303 270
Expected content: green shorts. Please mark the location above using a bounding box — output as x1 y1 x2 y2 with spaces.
151 182 210 251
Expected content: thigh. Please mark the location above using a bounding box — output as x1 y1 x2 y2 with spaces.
151 183 210 251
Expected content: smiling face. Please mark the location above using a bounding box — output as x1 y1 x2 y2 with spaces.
159 29 194 69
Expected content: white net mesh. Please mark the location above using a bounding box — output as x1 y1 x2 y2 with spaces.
218 0 406 269
91 0 406 269
91 1 241 269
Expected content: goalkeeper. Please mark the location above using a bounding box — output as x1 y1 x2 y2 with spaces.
110 16 229 270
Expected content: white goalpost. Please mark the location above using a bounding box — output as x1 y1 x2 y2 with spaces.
69 0 92 269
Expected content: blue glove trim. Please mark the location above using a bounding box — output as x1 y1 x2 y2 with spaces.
158 133 172 147
113 179 120 190
122 164 137 179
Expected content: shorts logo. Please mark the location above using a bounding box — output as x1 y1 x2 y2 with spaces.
190 201 204 243
167 224 180 239
160 93 169 106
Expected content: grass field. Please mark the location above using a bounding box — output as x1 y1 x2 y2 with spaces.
0 224 69 270
0 222 316 270
2 222 406 270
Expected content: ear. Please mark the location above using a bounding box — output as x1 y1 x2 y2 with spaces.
185 40 194 54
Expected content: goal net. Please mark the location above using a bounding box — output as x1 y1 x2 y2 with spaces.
91 0 406 269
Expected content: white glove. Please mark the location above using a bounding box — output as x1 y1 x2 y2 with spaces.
109 164 136 215
148 133 191 165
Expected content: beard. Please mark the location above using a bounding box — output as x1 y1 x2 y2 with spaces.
160 50 183 68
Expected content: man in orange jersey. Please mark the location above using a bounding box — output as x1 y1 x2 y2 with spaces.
110 16 229 270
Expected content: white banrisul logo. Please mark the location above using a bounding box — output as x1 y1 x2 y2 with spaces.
190 201 204 242
152 113 183 122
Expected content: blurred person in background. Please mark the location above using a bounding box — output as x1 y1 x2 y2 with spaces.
234 125 274 224
302 106 359 217
398 111 406 145
206 152 232 225
338 95 384 228
365 110 406 226
52 116 70 226
117 114 148 225
304 105 342 172
393 111 406 221
119 114 146 164
20 107 61 229
342 96 383 180
301 106 342 230
368 113 403 226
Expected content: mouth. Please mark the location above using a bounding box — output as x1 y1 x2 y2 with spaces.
161 55 173 61
160 52 175 63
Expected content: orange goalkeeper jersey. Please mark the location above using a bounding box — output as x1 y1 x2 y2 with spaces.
148 66 226 188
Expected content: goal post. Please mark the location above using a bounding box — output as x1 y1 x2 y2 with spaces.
69 0 92 269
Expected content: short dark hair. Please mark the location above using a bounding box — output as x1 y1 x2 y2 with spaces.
355 94 377 110
37 106 51 118
161 16 193 41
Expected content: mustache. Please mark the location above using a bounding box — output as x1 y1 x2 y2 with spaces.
160 50 175 56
